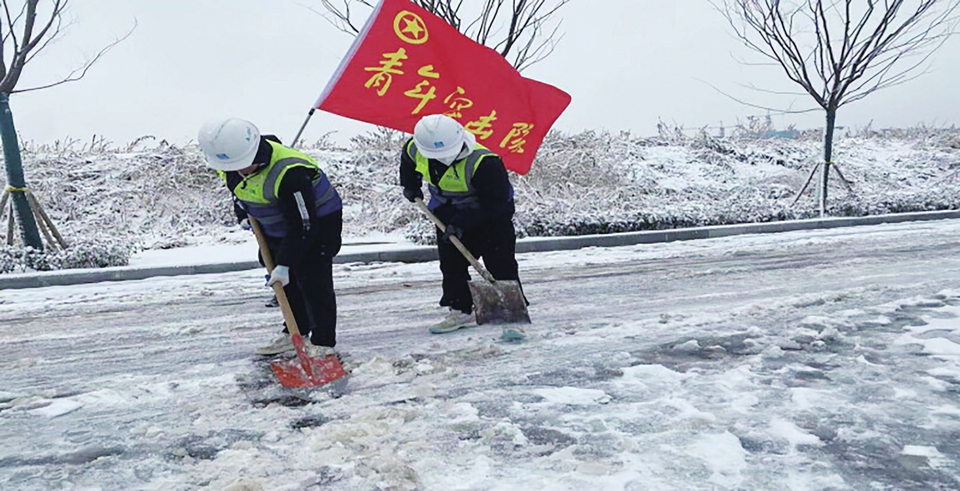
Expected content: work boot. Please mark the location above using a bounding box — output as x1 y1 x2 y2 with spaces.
255 333 294 356
429 309 475 334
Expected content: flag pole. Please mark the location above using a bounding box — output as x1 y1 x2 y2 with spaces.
290 108 316 149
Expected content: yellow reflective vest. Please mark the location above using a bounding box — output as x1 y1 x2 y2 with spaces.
405 140 500 209
218 141 341 237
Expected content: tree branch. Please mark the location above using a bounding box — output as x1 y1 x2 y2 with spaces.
12 18 136 94
714 0 960 113
696 77 822 114
308 0 570 71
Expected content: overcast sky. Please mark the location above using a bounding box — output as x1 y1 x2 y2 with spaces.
11 0 960 147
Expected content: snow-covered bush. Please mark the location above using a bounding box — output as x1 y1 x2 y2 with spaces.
2 126 958 270
0 240 131 274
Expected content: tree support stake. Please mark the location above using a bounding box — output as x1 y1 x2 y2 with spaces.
0 187 68 250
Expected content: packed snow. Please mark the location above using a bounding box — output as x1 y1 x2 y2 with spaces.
3 215 960 490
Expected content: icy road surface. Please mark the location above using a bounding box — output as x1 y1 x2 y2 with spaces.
3 220 960 490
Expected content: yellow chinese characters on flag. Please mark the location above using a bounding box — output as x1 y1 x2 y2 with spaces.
314 0 571 175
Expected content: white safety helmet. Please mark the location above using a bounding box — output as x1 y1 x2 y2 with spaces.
197 118 261 171
413 114 474 164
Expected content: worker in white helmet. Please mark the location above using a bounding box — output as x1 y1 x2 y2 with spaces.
399 113 527 333
198 117 343 357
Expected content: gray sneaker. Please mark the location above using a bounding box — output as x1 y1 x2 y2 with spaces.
304 341 337 359
304 341 354 371
255 333 294 356
429 309 476 334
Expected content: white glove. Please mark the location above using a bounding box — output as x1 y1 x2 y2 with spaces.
239 218 252 231
268 265 290 287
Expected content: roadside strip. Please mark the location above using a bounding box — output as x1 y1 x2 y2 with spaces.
2 210 958 290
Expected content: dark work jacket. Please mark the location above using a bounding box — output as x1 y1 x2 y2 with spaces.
399 138 515 231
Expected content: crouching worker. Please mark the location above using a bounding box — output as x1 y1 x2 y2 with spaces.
198 117 343 357
399 114 527 333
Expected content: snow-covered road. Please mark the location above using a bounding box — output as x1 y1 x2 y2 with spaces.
3 220 960 490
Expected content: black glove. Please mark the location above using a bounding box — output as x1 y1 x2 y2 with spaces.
402 187 423 203
442 224 463 243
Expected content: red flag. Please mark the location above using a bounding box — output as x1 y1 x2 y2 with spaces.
314 0 571 175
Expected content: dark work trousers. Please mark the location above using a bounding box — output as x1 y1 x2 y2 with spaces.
437 215 524 314
263 210 342 348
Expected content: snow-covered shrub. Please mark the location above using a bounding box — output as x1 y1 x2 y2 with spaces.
325 128 412 238
0 240 131 274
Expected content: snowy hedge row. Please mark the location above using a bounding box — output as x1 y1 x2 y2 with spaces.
1 127 958 272
0 241 132 274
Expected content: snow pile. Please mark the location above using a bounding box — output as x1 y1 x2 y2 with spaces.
1 127 958 273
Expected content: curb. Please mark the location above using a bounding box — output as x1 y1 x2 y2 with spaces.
515 209 960 253
2 210 959 290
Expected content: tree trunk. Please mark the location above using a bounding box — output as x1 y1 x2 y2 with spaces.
820 108 837 217
0 93 43 250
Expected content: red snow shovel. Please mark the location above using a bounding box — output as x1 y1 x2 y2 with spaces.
414 198 531 325
249 218 346 388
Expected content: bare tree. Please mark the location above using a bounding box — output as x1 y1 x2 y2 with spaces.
312 0 570 72
0 1 133 249
714 0 960 216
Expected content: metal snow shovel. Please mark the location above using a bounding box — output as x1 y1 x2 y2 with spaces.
414 198 531 325
249 217 347 388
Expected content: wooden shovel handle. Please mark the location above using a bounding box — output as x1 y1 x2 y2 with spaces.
248 217 302 337
413 197 497 284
